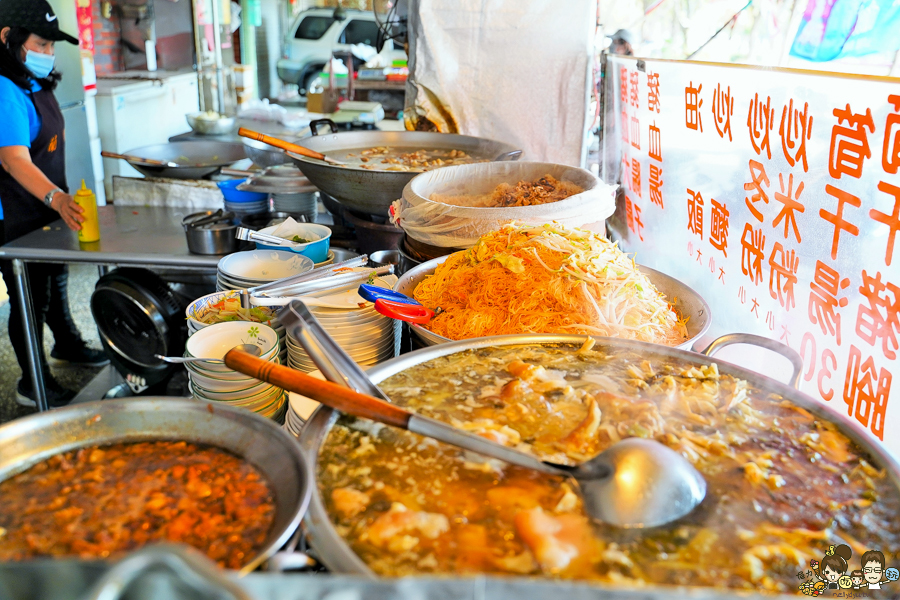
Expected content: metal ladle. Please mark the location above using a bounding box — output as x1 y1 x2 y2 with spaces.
225 301 707 529
156 344 261 365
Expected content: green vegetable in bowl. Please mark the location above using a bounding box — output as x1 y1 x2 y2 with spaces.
291 235 312 244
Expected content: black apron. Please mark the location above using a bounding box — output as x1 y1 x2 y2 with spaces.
0 84 67 242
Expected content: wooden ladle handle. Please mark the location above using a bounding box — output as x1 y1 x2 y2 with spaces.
224 348 412 429
237 128 326 161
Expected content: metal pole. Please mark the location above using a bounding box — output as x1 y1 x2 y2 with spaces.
191 0 206 112
12 259 48 412
210 0 227 114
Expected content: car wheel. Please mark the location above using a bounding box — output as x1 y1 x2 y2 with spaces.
301 69 324 96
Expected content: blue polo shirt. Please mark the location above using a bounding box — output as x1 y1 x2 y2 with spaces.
0 75 43 220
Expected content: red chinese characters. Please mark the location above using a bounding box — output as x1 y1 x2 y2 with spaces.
779 99 813 172
772 172 805 243
856 270 900 360
808 261 850 345
625 199 644 241
741 223 766 285
687 188 703 239
685 82 703 132
843 345 891 440
631 116 641 150
829 104 875 180
744 160 770 222
768 242 799 311
630 70 640 109
712 83 734 141
709 198 730 256
883 95 900 175
747 93 775 160
619 66 629 105
872 181 900 267
820 185 861 261
647 71 661 113
648 123 662 161
649 164 664 209
631 158 642 198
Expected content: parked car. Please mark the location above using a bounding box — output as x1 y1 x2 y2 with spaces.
277 8 380 94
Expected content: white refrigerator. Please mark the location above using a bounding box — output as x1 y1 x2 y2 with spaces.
54 0 106 205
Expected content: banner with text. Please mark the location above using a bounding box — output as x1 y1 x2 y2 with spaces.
603 56 900 459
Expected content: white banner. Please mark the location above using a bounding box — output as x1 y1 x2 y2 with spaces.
604 56 900 460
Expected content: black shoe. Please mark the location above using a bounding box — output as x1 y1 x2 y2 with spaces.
16 378 77 408
50 342 110 368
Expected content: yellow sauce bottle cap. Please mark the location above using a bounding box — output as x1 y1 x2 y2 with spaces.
76 180 93 196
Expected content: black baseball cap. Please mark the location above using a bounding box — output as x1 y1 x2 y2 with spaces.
0 0 79 45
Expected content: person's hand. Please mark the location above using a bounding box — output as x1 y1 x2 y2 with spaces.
50 192 84 231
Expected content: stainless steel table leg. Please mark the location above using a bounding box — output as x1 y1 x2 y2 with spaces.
12 259 48 412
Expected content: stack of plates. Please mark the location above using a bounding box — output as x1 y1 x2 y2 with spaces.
216 250 314 292
272 192 318 222
285 302 400 373
225 197 269 216
185 290 287 364
283 372 325 437
184 321 287 422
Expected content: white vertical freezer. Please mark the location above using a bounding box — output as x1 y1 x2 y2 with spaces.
95 72 200 196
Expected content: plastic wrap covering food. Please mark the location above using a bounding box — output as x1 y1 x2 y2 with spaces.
390 162 616 249
403 0 596 166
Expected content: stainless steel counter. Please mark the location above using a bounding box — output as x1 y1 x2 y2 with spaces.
0 206 220 411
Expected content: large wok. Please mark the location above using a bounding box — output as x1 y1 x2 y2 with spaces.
296 333 900 578
289 119 522 217
112 141 247 179
395 256 711 350
0 397 310 575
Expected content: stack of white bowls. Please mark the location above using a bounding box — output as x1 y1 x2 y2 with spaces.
272 192 318 222
216 250 314 292
184 321 286 422
185 290 287 365
285 293 400 373
283 372 325 437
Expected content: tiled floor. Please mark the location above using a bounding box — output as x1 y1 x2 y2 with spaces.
0 264 105 425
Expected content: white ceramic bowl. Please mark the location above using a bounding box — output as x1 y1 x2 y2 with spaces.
218 250 314 282
186 290 281 331
185 321 279 365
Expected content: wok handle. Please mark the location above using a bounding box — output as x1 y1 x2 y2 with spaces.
237 127 326 161
309 118 339 136
100 150 169 166
701 333 803 390
224 348 413 429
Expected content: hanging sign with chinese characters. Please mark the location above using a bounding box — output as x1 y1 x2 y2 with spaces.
603 56 900 459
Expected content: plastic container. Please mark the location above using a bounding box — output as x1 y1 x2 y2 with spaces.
216 179 269 203
254 223 331 263
74 180 100 242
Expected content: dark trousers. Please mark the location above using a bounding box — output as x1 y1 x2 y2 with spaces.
0 227 83 386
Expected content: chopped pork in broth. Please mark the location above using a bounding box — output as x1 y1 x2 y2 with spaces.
340 147 489 172
318 342 900 593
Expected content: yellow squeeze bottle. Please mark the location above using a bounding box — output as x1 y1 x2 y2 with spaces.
74 180 100 242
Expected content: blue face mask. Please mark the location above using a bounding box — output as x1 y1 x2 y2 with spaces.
24 49 55 79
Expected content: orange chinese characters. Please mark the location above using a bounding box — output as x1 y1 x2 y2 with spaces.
779 99 813 172
711 83 734 142
769 242 799 311
843 345 891 441
773 172 805 243
647 71 661 113
819 185 861 261
648 123 662 162
619 66 629 105
747 93 775 160
631 158 642 198
631 116 641 150
808 261 850 345
829 104 875 180
883 95 900 175
630 71 640 109
871 181 900 267
709 198 729 257
649 164 663 209
741 223 766 286
856 270 900 361
744 160 770 223
687 188 703 239
625 198 644 241
685 82 703 132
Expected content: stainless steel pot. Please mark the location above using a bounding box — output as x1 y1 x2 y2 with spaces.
296 333 900 578
121 142 247 179
0 397 311 575
394 256 711 349
289 120 522 217
183 211 239 255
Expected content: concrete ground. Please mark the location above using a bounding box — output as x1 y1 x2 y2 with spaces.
0 263 104 425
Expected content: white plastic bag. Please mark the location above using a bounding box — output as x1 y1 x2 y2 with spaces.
390 162 617 249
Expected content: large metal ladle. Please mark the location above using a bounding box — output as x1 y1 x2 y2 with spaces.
225 301 707 528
